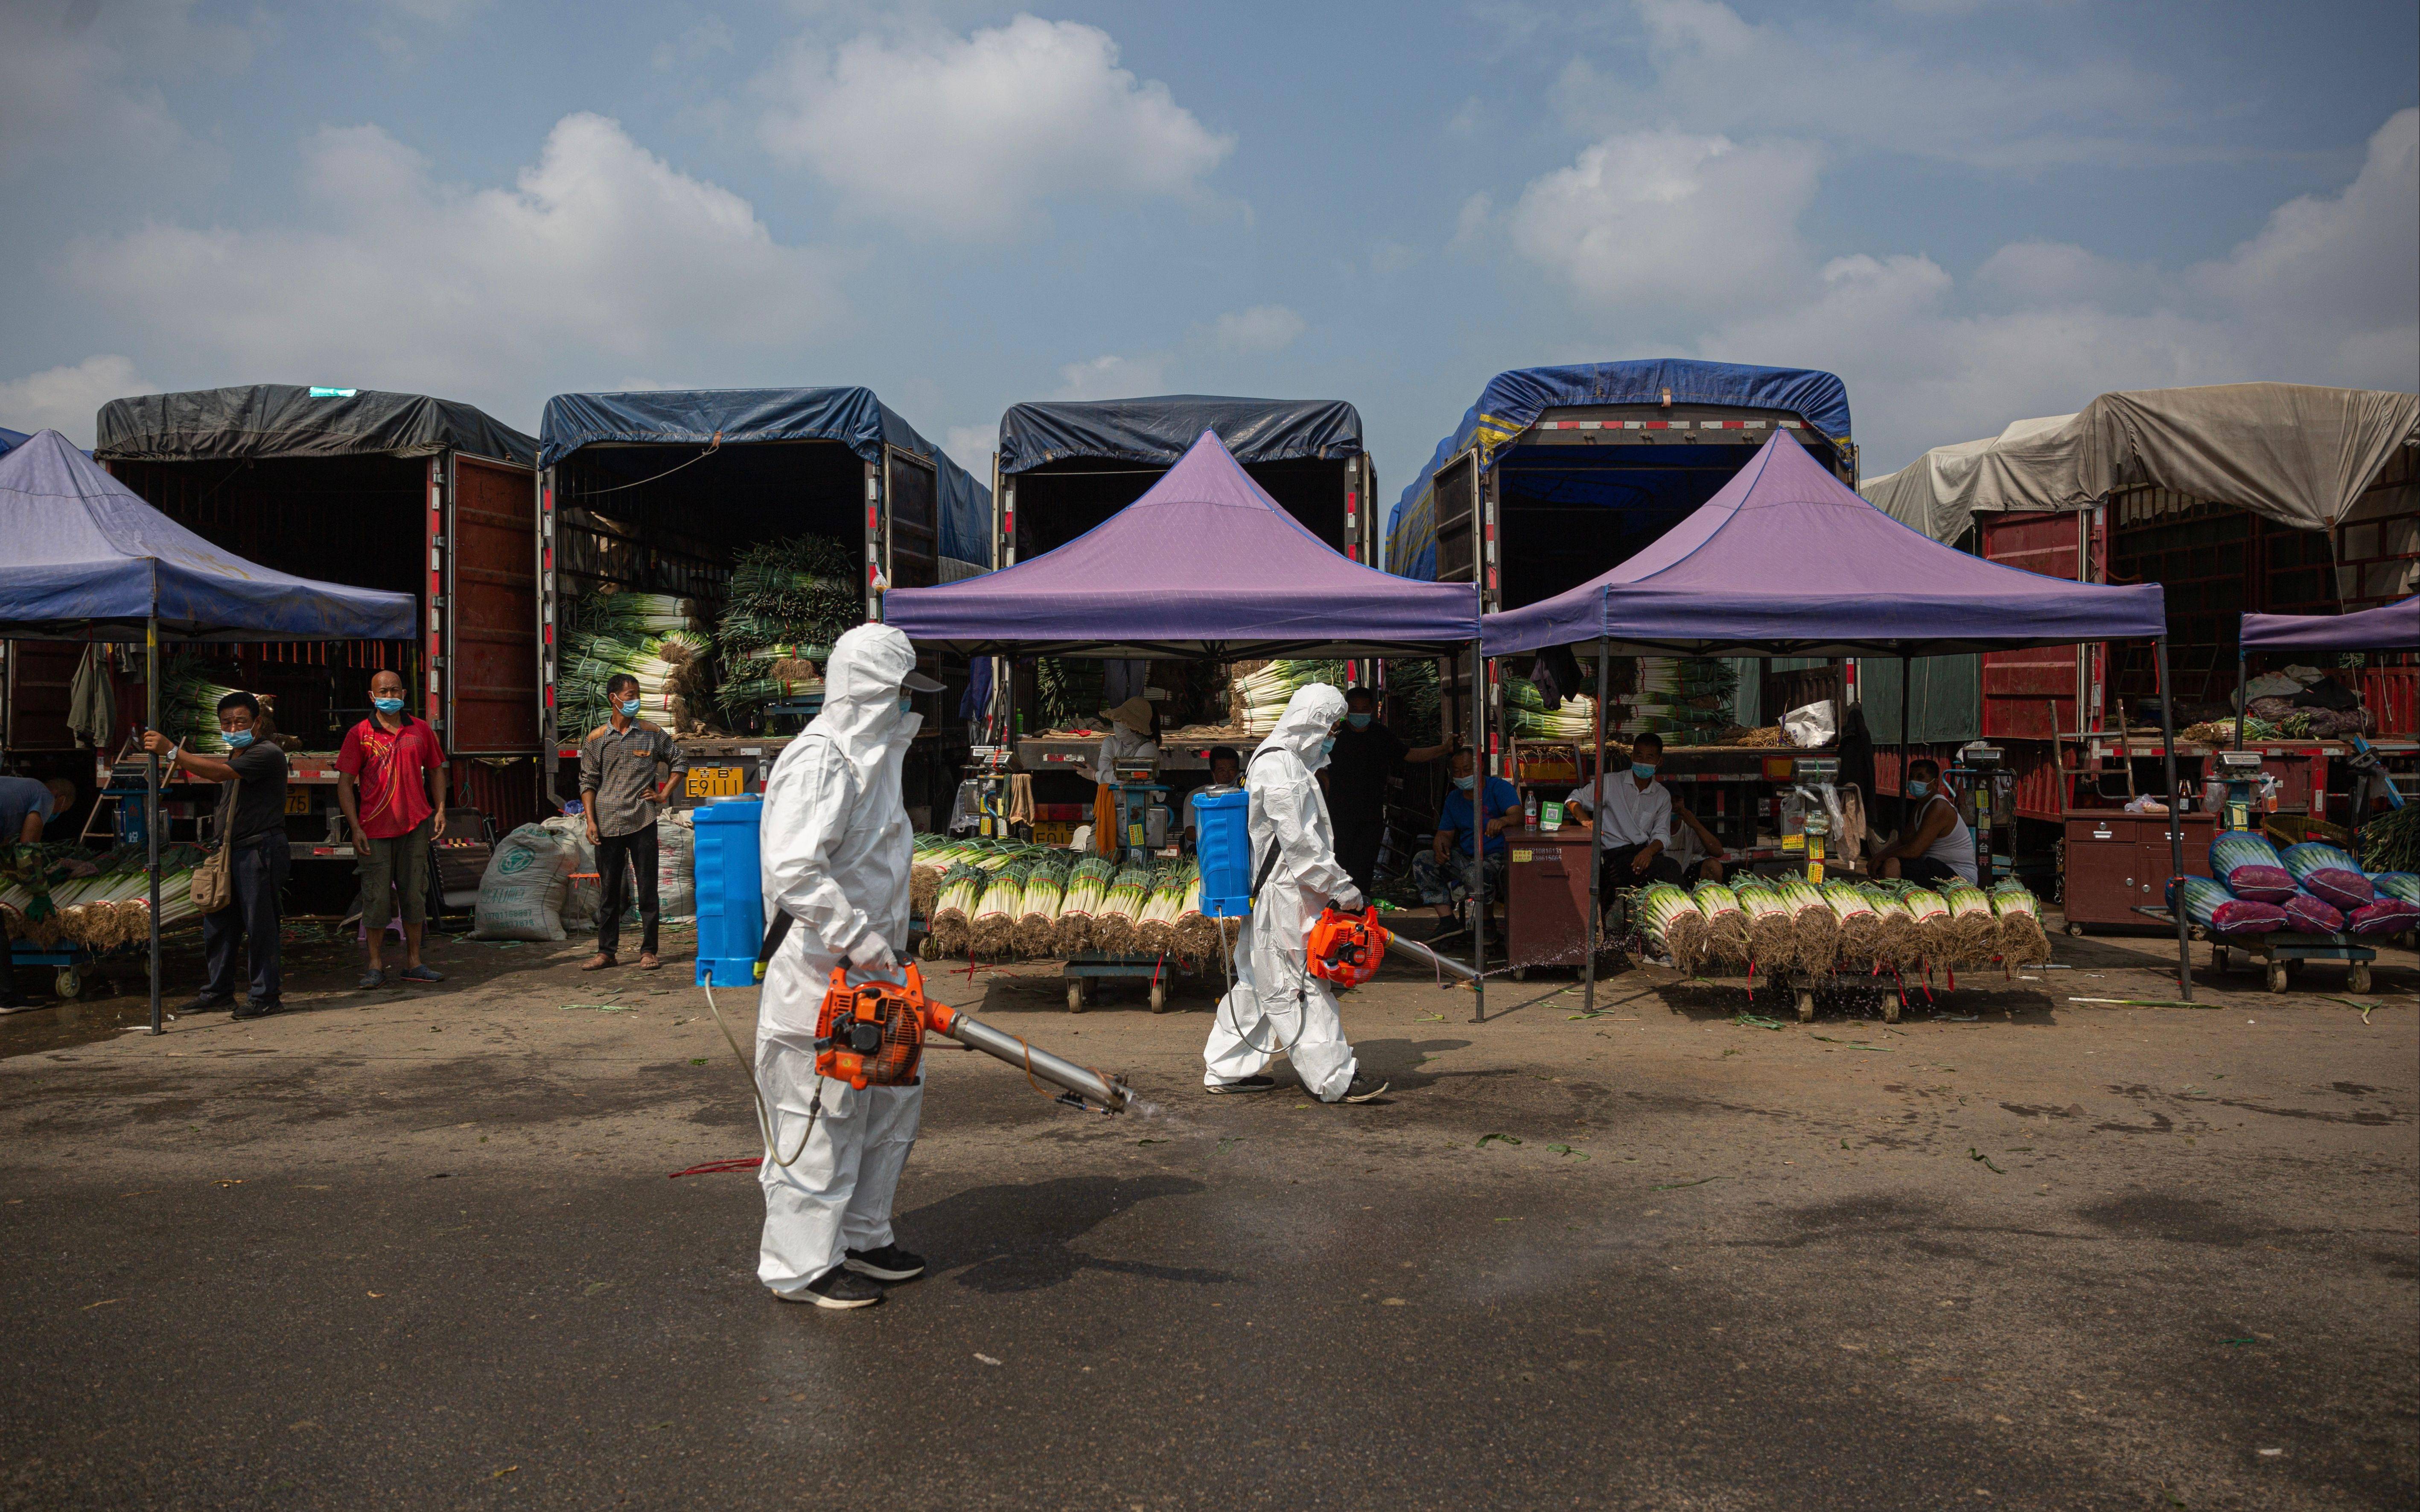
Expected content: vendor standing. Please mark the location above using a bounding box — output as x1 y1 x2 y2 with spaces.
142 693 289 1019
1323 686 1448 899
1871 757 1978 885
1566 731 1685 892
1092 697 1159 858
337 668 448 990
579 673 688 971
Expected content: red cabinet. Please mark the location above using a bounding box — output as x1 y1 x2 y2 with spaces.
1506 827 1600 970
2060 813 2214 930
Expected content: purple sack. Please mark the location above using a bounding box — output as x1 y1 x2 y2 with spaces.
2207 833 2296 903
2223 866 2297 903
2281 842 2376 911
2208 899 2289 935
2280 893 2344 935
2347 899 2420 937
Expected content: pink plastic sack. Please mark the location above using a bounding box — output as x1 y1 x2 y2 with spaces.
2280 893 2344 935
2207 898 2290 934
2346 899 2420 937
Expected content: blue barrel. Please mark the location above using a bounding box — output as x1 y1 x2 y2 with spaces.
1191 787 1251 918
692 797 765 987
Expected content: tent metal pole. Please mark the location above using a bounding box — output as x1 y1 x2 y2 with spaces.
2154 636 2194 1002
1469 638 1486 1024
147 618 163 1037
1584 641 1608 1014
2234 651 2247 751
1898 654 1912 834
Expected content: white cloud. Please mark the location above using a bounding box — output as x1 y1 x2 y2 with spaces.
1504 109 2419 470
943 424 997 476
1507 130 1823 315
1207 305 1305 355
1054 353 1169 401
1554 0 2176 172
756 15 1233 237
0 356 149 446
65 114 851 411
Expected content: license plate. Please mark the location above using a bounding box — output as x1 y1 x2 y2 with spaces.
283 789 312 815
687 766 744 798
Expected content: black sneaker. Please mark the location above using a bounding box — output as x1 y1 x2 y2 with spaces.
844 1244 927 1282
1206 1075 1279 1095
1339 1075 1390 1104
778 1267 885 1310
231 998 281 1021
182 995 237 1014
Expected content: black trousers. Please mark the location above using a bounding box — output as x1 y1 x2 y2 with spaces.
596 824 659 957
1598 842 1683 897
1332 809 1384 899
203 835 289 1005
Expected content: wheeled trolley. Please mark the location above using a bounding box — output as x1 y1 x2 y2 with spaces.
2134 906 2378 995
6 942 132 1002
1062 952 1176 1013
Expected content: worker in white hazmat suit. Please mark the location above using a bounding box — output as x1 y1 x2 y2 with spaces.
754 623 946 1309
1202 683 1388 1104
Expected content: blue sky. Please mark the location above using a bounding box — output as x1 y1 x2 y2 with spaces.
4 0 2414 501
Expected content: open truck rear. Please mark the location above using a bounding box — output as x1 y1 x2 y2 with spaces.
1383 360 1857 869
536 387 990 827
73 385 541 908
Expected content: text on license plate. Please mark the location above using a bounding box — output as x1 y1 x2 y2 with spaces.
283 789 312 815
687 766 745 798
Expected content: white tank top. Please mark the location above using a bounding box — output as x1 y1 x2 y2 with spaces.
1919 793 1978 883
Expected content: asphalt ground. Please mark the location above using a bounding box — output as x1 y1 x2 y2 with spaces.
2 918 2413 1510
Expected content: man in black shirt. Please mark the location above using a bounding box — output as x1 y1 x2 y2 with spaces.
1321 686 1448 900
142 691 291 1019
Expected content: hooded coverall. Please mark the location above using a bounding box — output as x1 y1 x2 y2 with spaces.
1201 684 1366 1102
754 623 923 1295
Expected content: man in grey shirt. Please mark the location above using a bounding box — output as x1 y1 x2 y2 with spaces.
578 673 688 971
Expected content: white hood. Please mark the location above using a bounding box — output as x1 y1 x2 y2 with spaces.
1253 684 1345 774
809 622 922 771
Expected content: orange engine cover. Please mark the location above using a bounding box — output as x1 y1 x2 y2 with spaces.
1306 905 1387 990
813 963 929 1090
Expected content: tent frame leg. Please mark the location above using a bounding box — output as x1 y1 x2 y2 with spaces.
2155 636 2194 1002
147 618 163 1037
1469 639 1487 1024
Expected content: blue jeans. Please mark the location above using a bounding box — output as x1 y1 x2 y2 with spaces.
1412 848 1505 913
202 834 289 1005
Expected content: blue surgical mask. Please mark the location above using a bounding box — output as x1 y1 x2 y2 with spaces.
1345 713 1373 729
899 696 914 712
1320 737 1335 755
1907 779 1931 798
1631 762 1656 780
224 728 255 749
1453 774 1475 792
618 698 641 718
372 696 404 714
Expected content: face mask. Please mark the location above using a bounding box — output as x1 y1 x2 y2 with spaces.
1907 779 1930 798
372 696 404 714
618 698 641 718
1453 774 1475 792
1631 762 1656 780
898 696 914 713
224 728 255 749
1345 713 1373 729
1320 737 1335 755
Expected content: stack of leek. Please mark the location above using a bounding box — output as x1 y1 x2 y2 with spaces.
1053 857 1117 955
969 860 1031 958
1237 661 1349 735
1014 858 1070 958
1172 868 1222 964
1088 863 1157 955
1823 881 1886 969
714 535 858 728
1133 862 1195 956
1990 881 2051 963
1855 883 1924 970
1505 676 1599 741
1730 879 1796 974
927 862 988 956
1690 880 1749 968
1635 882 1706 966
1773 876 1837 974
1936 882 2001 966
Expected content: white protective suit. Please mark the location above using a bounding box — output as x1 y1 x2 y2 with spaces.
1202 684 1364 1101
753 623 923 1295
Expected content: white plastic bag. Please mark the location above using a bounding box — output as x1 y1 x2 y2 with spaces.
542 814 603 926
656 810 696 921
472 823 572 941
1783 699 1837 748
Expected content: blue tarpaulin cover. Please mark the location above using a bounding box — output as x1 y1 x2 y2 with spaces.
1386 360 1852 581
0 425 30 457
98 385 537 467
0 430 419 642
998 395 1363 475
1483 431 2166 658
2240 596 2418 653
888 430 1475 657
539 387 989 577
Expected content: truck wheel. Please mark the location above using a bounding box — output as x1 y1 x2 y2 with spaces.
2347 963 2371 994
1066 980 1086 1014
2265 962 2288 994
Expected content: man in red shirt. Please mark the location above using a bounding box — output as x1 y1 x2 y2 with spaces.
337 668 449 989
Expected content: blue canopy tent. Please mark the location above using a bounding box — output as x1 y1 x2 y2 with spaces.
0 429 418 1031
1480 431 2184 1010
0 425 31 458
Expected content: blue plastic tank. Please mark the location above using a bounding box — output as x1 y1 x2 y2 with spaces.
1191 786 1251 918
692 797 765 987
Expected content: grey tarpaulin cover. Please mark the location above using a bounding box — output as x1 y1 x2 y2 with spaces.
1863 383 2420 543
96 385 538 468
997 395 1363 475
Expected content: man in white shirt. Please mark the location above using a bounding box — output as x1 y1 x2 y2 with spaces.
1566 731 1685 895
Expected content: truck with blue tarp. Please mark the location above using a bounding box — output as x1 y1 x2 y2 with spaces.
536 387 991 827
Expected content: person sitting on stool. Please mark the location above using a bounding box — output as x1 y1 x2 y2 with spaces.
1870 758 1978 885
1412 746 1517 931
1567 731 1685 895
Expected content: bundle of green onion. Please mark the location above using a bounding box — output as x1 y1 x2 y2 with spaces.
1054 857 1117 955
969 861 1031 958
1635 881 1706 967
1690 880 1749 966
161 656 243 753
1935 882 2001 965
1990 881 2051 963
0 843 205 948
1172 867 1221 964
927 862 988 955
1015 858 1071 958
1236 661 1350 736
560 592 717 735
1854 882 1924 969
1088 863 1158 956
1730 879 1796 974
1505 676 1599 740
1133 862 1196 957
715 536 860 729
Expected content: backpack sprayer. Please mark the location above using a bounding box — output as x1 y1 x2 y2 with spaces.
1306 904 1481 989
702 960 1139 1169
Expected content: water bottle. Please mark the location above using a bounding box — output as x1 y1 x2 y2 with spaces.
1524 791 1539 831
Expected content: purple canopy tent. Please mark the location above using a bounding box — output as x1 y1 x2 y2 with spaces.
2235 595 2418 749
0 430 418 1034
886 430 1500 1011
1481 430 2185 1008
